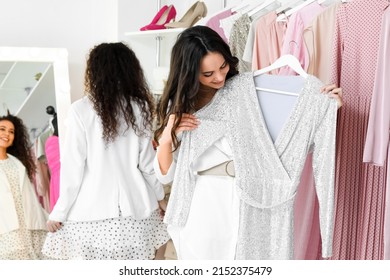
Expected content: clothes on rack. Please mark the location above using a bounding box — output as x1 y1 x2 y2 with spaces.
31 126 53 212
363 5 390 260
329 0 390 260
278 1 325 75
204 0 390 260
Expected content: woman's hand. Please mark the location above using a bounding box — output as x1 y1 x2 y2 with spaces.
47 220 63 233
158 199 168 219
158 113 199 146
321 84 343 109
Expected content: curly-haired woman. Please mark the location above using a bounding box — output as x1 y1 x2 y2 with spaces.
42 42 170 260
0 114 48 259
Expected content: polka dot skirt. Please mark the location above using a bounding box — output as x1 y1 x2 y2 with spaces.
42 209 170 260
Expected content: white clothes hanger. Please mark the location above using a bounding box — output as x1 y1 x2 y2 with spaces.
276 0 316 21
254 54 308 78
240 0 267 15
247 0 277 17
275 0 304 14
231 0 261 13
253 55 307 96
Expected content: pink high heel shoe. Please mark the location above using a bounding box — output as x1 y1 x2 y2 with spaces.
140 5 168 31
140 5 176 31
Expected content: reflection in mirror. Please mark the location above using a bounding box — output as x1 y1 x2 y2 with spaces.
0 47 71 154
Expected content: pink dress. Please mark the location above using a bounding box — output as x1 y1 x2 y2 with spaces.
251 11 287 72
45 135 61 212
363 6 390 260
329 0 389 260
279 2 325 75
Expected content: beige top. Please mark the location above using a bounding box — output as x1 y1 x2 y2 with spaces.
303 3 341 83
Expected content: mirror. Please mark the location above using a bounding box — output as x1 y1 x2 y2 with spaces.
0 47 71 155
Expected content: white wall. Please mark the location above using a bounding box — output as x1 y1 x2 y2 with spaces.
0 0 118 102
117 0 243 92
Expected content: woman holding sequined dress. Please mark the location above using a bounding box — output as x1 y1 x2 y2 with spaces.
153 26 343 260
0 114 48 259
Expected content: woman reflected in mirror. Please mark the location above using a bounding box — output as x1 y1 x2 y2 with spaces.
0 113 49 259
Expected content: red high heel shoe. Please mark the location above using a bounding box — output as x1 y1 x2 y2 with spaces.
140 5 176 31
140 5 168 31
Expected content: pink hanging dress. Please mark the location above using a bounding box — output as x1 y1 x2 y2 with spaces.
45 135 61 211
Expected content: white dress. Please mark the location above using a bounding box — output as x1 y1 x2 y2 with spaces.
154 138 240 260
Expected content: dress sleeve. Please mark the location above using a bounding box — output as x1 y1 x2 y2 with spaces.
49 106 87 222
153 148 177 185
312 95 338 258
363 9 390 166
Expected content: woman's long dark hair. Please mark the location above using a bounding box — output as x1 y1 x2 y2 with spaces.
85 42 155 144
154 26 239 149
0 114 36 182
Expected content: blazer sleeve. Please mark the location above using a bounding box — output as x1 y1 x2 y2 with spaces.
138 129 165 201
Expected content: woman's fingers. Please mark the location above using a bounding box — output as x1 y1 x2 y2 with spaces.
167 113 200 133
47 220 62 233
321 84 343 108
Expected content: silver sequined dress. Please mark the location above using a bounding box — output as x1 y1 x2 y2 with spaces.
164 72 338 259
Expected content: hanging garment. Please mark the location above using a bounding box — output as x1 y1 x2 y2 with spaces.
279 1 325 75
363 6 390 260
164 72 338 259
34 157 51 213
32 129 52 211
229 14 252 72
303 2 341 83
242 1 282 66
219 12 242 43
329 0 390 260
290 2 342 260
251 11 287 72
45 135 61 211
205 8 233 43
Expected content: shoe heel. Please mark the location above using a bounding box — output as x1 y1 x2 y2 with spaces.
165 1 208 29
140 5 177 31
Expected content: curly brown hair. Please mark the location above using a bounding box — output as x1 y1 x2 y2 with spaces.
0 114 36 182
84 42 155 144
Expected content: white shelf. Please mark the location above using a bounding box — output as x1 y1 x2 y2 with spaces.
124 28 185 38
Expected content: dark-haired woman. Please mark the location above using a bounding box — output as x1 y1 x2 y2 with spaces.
42 42 170 260
0 114 48 259
154 26 343 260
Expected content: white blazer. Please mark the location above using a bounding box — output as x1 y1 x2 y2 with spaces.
0 154 48 234
49 97 164 222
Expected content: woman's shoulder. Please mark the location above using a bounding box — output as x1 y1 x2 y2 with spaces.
70 96 92 111
225 72 253 88
6 154 24 169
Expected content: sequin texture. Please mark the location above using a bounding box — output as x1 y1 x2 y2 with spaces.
164 72 338 259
